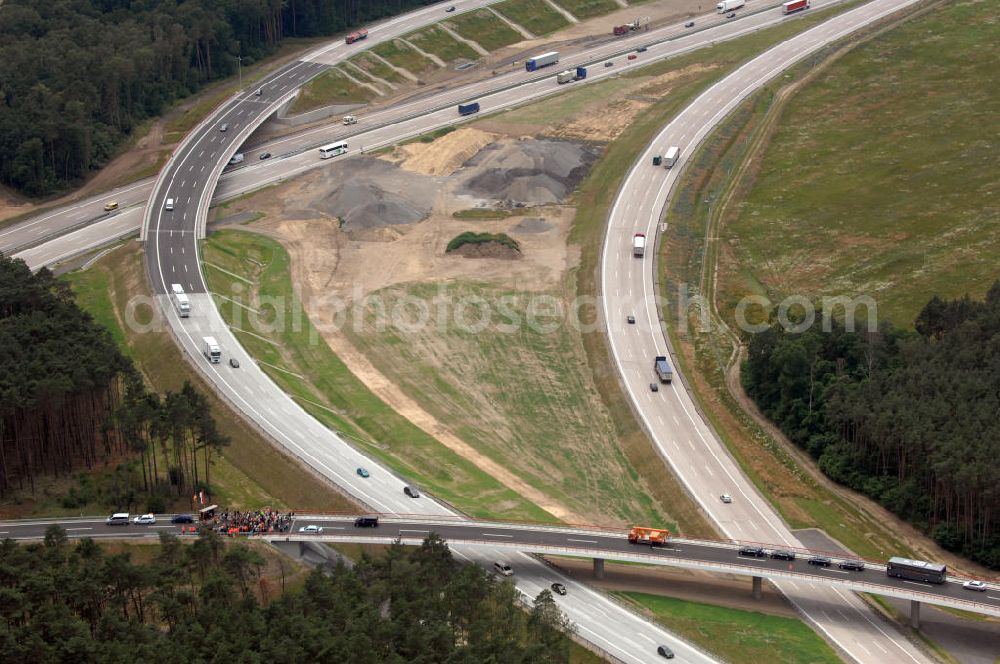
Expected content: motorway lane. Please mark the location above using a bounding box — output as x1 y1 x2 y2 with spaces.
600 0 937 662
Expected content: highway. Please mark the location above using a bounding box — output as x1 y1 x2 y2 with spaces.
5 0 957 661
599 0 940 662
10 0 834 266
3 515 997 618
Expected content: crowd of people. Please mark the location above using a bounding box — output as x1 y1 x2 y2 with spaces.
209 508 294 535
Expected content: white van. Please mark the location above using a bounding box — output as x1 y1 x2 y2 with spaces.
165 198 174 211
106 513 130 526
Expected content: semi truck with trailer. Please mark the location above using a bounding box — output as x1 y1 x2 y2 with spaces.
717 0 745 11
633 233 646 257
654 355 673 383
663 146 680 168
203 337 221 364
628 526 670 546
782 0 810 13
345 28 368 44
458 102 480 116
170 284 190 317
525 51 560 72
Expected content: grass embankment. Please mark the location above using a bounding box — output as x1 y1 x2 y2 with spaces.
657 0 989 564
723 0 999 325
202 230 552 522
618 592 842 664
343 280 671 527
64 242 358 514
350 52 405 85
406 25 479 63
290 68 377 114
450 8 523 51
553 0 619 20
373 39 436 76
495 0 570 37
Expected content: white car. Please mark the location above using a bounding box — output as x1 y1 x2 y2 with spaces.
962 580 987 592
720 494 733 504
134 513 156 525
298 525 323 534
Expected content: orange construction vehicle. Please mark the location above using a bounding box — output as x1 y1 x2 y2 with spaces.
628 526 670 546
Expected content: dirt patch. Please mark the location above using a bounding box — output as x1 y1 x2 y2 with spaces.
450 240 521 259
512 217 553 234
388 127 499 176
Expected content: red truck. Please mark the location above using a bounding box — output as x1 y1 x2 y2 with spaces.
345 28 368 44
613 25 629 35
782 0 810 13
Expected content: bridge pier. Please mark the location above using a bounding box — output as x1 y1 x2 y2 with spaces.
910 600 921 630
752 575 762 600
593 558 605 580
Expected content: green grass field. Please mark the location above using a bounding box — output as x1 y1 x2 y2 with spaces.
341 281 671 527
724 0 1000 326
373 39 437 75
449 8 523 51
62 243 357 514
406 25 479 63
619 593 842 664
552 0 619 20
290 68 377 114
495 0 570 37
202 230 553 522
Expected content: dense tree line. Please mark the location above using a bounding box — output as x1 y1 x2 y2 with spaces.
0 0 439 196
0 253 227 508
0 528 574 663
743 283 1000 568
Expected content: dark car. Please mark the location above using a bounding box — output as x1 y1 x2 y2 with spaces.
356 467 370 478
739 546 766 558
551 582 567 596
838 560 865 572
771 550 796 561
229 357 240 368
650 382 659 392
604 61 613 67
354 517 379 528
171 514 194 524
627 314 636 324
404 485 420 498
445 5 455 11
684 21 695 27
259 152 271 160
637 46 648 53
808 556 832 567
657 645 675 659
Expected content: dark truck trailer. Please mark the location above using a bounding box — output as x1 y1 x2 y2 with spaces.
654 355 673 383
458 102 480 116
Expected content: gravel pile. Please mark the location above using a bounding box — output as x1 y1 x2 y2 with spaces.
312 159 435 230
460 138 600 205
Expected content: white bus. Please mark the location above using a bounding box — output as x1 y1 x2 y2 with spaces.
318 141 348 159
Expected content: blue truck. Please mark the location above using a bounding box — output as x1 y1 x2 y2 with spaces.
458 102 480 116
654 356 673 383
575 66 587 80
525 51 560 72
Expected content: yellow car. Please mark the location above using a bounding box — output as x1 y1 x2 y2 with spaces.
103 201 119 211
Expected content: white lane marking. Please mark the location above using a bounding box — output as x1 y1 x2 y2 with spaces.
400 529 429 533
567 538 598 544
65 527 93 531
482 533 512 538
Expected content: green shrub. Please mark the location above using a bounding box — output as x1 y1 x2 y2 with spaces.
445 232 520 253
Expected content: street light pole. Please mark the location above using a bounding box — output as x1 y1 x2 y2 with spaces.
237 55 243 91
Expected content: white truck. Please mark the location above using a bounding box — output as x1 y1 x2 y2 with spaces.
664 146 680 169
170 284 190 317
633 233 646 257
717 0 745 11
343 115 358 125
203 337 221 364
228 153 244 166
